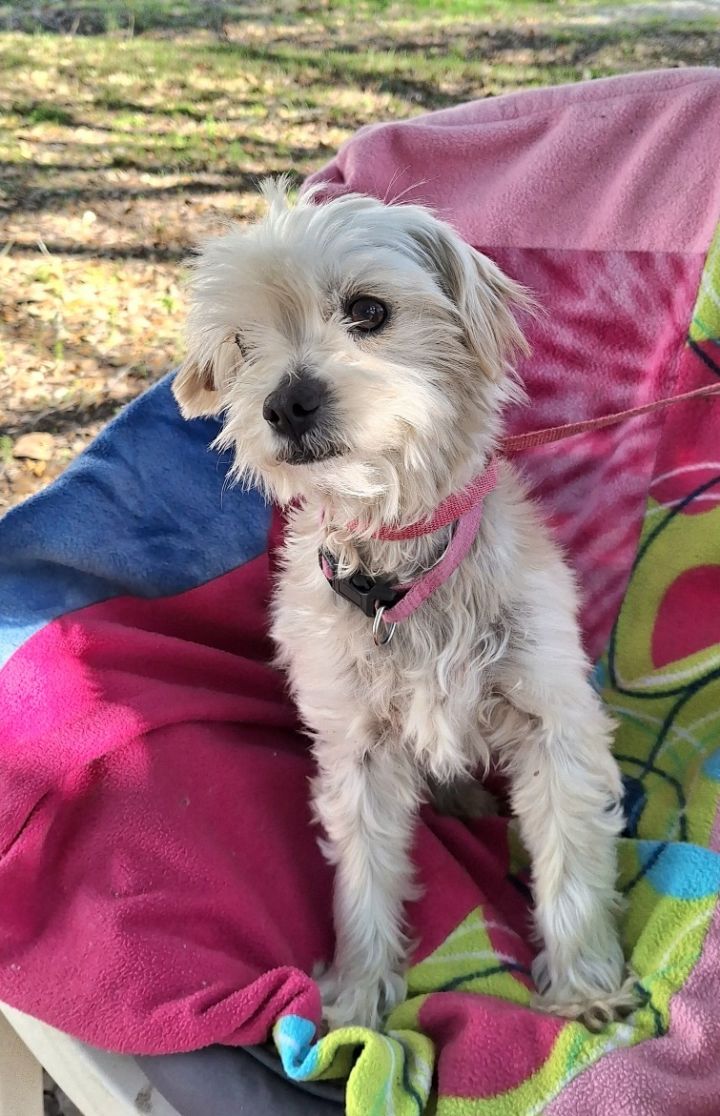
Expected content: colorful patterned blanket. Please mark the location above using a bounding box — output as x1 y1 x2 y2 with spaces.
1 69 720 1115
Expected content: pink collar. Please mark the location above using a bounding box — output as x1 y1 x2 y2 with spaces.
320 376 720 643
354 457 500 542
320 457 498 644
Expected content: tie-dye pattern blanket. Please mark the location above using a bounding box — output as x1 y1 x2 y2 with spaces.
1 69 720 1116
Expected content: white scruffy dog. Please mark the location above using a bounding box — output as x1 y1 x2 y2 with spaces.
174 182 635 1032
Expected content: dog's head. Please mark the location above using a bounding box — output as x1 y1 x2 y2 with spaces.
175 181 530 520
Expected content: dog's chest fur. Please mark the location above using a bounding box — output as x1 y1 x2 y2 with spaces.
270 468 538 780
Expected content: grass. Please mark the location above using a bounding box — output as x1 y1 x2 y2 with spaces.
0 0 614 34
0 0 718 510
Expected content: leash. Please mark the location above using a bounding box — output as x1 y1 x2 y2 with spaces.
320 378 720 645
501 380 720 453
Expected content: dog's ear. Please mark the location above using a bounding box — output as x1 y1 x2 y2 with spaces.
172 357 221 419
173 336 239 419
173 224 250 419
409 216 532 378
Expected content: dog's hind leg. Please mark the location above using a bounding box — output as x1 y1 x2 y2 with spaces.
312 737 421 1032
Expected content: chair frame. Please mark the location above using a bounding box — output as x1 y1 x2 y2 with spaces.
0 1004 179 1116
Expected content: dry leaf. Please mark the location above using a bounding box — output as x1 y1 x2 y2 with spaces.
12 432 56 461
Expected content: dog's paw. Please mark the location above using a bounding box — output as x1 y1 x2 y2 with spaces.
431 778 498 819
316 965 406 1032
532 950 638 1032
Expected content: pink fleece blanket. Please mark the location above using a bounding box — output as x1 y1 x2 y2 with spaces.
1 68 720 1115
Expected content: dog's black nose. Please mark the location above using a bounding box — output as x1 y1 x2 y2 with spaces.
263 374 326 440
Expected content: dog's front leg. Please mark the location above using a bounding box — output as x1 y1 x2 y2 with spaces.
498 690 636 1029
313 737 420 1032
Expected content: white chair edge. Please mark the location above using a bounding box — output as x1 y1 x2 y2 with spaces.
0 1003 181 1116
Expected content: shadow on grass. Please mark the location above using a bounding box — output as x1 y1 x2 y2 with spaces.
3 396 129 438
0 0 263 36
7 240 192 261
2 172 306 215
203 24 720 76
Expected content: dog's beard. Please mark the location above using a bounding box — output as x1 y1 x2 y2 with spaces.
276 435 345 466
271 402 349 466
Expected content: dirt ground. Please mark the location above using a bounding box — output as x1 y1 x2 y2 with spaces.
1 0 718 513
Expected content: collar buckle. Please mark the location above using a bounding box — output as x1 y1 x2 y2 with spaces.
319 548 406 619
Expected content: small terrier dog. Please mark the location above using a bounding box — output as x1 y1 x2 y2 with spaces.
174 182 635 1031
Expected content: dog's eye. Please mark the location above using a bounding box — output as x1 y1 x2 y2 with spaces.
234 331 249 357
348 297 387 333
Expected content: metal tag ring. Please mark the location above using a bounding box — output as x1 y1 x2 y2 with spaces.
373 605 396 647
